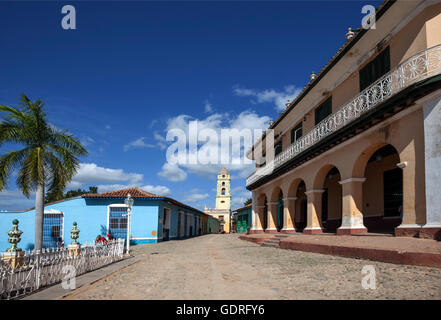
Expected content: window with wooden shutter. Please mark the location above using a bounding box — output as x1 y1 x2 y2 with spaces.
314 97 332 125
359 46 390 91
274 140 282 156
291 122 302 144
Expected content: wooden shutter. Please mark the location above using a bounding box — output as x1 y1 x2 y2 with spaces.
314 97 332 125
291 122 303 143
359 46 390 91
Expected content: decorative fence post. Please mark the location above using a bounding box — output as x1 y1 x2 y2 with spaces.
68 222 81 257
2 219 24 268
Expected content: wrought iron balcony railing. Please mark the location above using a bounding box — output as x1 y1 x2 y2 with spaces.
246 45 441 187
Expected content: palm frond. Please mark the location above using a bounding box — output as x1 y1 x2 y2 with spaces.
0 95 88 199
0 148 30 192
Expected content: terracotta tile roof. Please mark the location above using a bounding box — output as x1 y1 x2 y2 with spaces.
83 187 212 217
2 187 216 220
82 187 159 199
219 168 229 175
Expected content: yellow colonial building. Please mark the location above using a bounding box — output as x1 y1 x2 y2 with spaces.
247 0 441 240
205 168 232 233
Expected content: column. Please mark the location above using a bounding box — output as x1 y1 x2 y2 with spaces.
266 202 278 233
281 197 296 233
303 190 324 234
250 205 264 233
419 94 440 239
337 178 367 235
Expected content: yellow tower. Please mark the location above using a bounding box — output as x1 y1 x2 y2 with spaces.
215 168 231 210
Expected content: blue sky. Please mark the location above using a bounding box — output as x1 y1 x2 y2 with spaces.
0 0 381 211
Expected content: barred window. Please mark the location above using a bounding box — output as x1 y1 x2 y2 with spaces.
51 225 60 238
120 218 128 229
110 218 119 229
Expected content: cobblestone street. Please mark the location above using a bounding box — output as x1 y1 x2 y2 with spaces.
63 234 441 300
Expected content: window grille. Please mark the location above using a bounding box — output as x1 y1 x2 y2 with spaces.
108 206 128 240
43 213 63 248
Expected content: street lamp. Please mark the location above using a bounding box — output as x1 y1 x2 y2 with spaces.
124 193 134 254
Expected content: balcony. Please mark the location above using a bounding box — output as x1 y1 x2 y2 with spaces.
246 45 441 188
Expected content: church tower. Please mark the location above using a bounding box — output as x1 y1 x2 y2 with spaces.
215 168 231 210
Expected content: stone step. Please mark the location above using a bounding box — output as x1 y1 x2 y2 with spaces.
261 238 281 248
264 239 280 244
261 242 280 248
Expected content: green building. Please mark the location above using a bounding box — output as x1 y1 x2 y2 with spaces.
232 204 252 233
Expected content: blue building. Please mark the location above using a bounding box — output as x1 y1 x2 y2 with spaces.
0 187 220 251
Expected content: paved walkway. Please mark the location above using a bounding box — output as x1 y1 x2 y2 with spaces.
60 234 441 300
23 256 141 300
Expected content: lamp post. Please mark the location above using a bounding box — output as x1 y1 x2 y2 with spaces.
124 193 134 254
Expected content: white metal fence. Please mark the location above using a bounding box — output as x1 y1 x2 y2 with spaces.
0 238 125 300
246 45 441 187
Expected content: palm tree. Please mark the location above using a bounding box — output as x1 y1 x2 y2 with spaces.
0 94 88 251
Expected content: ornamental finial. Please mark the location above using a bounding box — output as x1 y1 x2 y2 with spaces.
310 72 317 81
70 221 80 245
7 219 23 252
346 27 355 40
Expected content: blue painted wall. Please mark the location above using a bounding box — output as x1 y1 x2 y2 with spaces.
0 196 218 251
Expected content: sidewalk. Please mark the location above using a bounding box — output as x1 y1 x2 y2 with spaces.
240 233 441 268
22 256 142 300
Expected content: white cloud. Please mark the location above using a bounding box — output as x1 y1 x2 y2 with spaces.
105 125 111 130
149 119 158 129
140 184 171 196
96 184 129 192
234 84 302 111
157 162 187 182
0 189 36 211
154 131 167 150
96 183 171 196
70 163 143 187
157 110 269 181
80 136 95 147
204 102 213 113
183 192 210 203
123 137 156 152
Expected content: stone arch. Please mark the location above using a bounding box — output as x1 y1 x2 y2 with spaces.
312 163 342 190
354 143 403 233
287 178 305 198
269 186 284 231
312 164 343 233
351 142 393 178
293 179 308 232
256 193 267 206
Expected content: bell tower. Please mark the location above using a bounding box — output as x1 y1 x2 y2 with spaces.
215 168 231 210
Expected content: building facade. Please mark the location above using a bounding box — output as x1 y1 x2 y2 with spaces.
246 0 441 240
233 204 252 233
204 168 232 233
0 187 220 251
